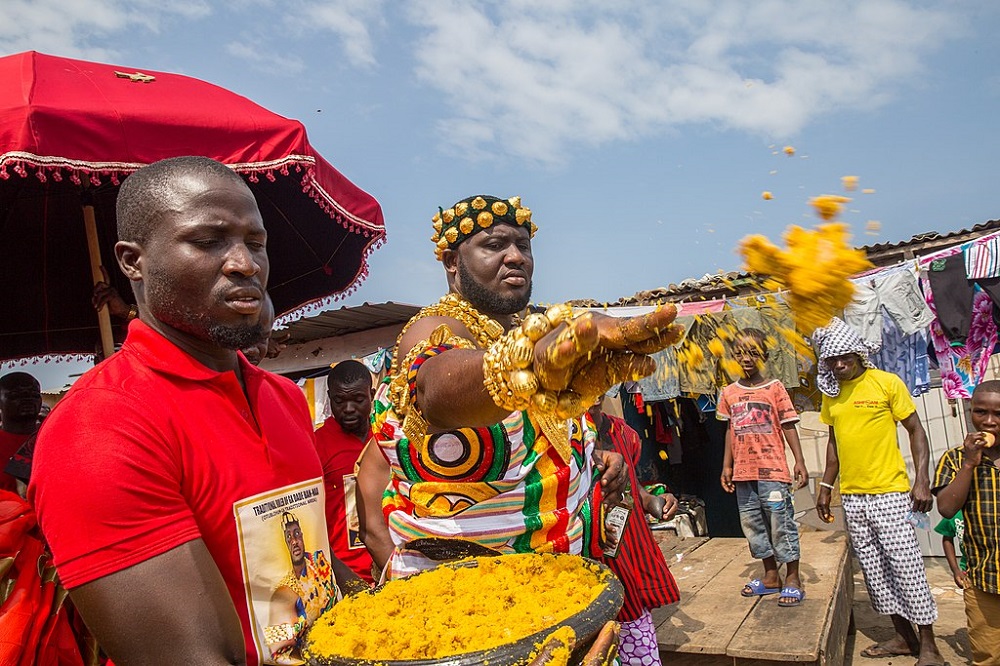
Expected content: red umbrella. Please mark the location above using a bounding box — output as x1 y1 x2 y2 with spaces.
0 50 384 362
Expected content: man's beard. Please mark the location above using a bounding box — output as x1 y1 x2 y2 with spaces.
458 260 532 316
145 270 266 350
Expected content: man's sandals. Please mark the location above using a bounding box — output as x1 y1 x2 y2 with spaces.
859 642 917 659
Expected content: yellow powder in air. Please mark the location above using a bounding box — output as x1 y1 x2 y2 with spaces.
840 175 859 191
808 194 852 221
739 223 871 335
304 553 609 662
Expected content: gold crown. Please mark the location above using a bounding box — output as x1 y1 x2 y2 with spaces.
431 195 537 260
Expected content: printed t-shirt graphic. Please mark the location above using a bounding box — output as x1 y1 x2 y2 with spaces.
717 379 799 482
235 478 339 665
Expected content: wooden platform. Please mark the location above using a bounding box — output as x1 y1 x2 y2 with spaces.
652 531 853 666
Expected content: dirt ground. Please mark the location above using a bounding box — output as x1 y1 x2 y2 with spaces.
847 557 970 666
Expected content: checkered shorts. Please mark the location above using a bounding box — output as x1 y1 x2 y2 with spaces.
843 492 938 625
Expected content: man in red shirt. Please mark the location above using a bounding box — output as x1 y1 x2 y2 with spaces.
588 398 680 666
30 156 359 666
315 360 377 582
0 372 41 494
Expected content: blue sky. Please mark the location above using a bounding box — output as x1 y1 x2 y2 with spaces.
4 0 1000 387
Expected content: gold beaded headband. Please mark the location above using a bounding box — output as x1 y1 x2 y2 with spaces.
280 511 299 528
432 194 537 261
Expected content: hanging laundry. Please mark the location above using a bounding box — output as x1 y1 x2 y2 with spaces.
636 346 682 401
870 309 931 397
726 295 800 389
926 254 978 344
844 263 934 346
923 272 998 399
965 234 1000 279
677 313 734 396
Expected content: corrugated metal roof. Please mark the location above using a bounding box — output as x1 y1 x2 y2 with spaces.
860 219 1000 254
609 217 1000 305
279 301 422 344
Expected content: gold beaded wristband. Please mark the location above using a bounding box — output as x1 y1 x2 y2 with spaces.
481 304 576 413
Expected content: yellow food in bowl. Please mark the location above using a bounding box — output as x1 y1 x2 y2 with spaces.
305 553 611 662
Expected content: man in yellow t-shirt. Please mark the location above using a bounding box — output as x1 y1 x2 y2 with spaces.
813 318 943 666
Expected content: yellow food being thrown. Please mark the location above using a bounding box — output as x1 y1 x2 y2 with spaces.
739 223 872 337
840 175 858 191
808 194 851 221
304 553 610 662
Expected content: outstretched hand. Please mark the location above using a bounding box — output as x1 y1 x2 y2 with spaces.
531 306 683 416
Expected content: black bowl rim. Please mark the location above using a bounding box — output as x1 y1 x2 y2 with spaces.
303 553 624 666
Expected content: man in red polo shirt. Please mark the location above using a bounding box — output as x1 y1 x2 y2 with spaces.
0 372 41 494
315 360 376 583
30 156 360 666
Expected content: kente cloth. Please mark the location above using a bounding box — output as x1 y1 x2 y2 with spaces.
275 552 337 625
373 378 596 579
811 317 879 397
922 272 998 400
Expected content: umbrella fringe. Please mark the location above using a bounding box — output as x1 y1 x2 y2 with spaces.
2 352 95 366
272 232 385 329
2 151 388 339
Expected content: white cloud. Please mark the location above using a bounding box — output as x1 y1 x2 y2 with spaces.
225 42 306 76
0 0 209 60
406 0 969 163
282 0 385 68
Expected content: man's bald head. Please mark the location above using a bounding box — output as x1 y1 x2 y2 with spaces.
117 157 248 245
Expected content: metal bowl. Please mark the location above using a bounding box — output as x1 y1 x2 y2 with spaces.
304 554 624 666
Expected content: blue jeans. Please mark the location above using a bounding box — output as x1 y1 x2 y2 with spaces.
735 480 800 564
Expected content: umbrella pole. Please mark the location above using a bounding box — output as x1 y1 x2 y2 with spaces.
83 204 116 359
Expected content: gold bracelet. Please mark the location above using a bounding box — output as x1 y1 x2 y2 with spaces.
263 622 297 644
483 329 536 412
482 304 579 413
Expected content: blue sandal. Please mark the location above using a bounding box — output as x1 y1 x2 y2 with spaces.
741 578 780 597
777 586 805 606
